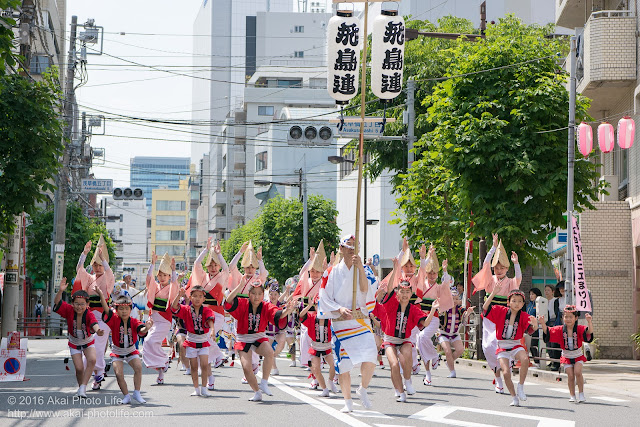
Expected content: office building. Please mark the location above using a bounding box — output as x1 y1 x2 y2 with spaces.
150 180 190 267
130 157 190 210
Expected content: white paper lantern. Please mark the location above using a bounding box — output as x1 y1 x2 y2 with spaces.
327 11 361 105
370 10 405 100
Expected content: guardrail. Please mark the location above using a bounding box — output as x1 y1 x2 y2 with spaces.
16 317 67 338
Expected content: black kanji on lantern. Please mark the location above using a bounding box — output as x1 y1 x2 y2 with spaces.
335 48 358 71
381 72 401 93
336 22 359 46
333 74 356 95
382 48 403 70
383 21 405 45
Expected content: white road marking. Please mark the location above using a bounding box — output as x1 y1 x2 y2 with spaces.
591 396 629 403
409 404 575 427
284 381 314 388
270 375 299 381
264 375 371 427
322 399 361 406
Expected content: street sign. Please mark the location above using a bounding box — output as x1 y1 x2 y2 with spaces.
333 120 385 139
372 254 380 267
53 253 64 289
81 178 113 193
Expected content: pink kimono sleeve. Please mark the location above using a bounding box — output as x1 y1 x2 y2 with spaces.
472 262 492 292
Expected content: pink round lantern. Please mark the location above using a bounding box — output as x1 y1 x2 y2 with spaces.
617 116 635 149
577 122 593 157
598 122 615 153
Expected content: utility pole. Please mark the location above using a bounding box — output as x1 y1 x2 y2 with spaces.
565 34 578 306
406 78 415 167
50 16 77 311
298 168 309 262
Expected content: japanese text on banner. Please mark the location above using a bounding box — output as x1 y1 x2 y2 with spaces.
571 216 592 312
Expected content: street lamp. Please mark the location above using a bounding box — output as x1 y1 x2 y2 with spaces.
328 156 379 260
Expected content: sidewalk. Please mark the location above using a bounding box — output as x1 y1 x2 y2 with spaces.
456 357 640 399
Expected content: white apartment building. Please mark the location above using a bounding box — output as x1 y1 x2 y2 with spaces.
553 0 639 359
191 0 293 164
103 197 149 277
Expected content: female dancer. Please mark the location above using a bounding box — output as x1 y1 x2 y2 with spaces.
142 252 178 384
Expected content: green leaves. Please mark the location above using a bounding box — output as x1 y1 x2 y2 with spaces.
394 15 601 269
221 195 340 283
0 67 64 239
25 203 117 283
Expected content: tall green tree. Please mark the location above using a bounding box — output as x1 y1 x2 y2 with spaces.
0 67 65 238
221 195 340 283
395 16 601 268
26 202 116 283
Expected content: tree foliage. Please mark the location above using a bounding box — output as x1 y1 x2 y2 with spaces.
221 195 340 283
0 0 20 73
345 16 478 184
26 202 116 284
0 66 65 239
395 16 602 269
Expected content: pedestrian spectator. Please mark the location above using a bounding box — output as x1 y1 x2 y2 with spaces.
34 299 44 318
525 288 542 366
556 282 567 317
544 284 561 371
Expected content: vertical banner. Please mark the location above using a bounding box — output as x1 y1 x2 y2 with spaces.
0 272 4 296
571 216 592 312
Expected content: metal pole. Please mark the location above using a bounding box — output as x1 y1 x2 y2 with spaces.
50 16 77 311
566 35 577 306
407 78 415 167
352 1 369 312
1 216 23 336
302 168 308 262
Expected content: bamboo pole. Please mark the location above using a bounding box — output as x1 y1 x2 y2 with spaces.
352 1 369 313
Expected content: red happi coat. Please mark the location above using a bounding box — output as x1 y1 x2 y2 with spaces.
103 309 147 350
485 304 534 342
172 304 215 346
224 297 287 337
301 312 332 344
54 301 98 346
374 290 428 339
545 324 593 364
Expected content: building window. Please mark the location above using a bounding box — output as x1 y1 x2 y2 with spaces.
189 229 196 239
154 245 184 256
222 154 227 169
294 51 304 58
120 214 124 222
29 55 51 74
123 202 129 207
119 228 123 237
258 106 274 116
310 78 326 89
156 215 186 226
338 145 370 180
266 79 302 88
156 230 185 241
156 200 186 211
256 151 268 172
191 190 199 200
190 209 197 220
294 26 304 33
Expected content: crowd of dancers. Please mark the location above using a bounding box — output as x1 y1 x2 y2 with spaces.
53 233 594 411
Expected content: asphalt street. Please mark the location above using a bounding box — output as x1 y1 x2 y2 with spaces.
1 339 638 426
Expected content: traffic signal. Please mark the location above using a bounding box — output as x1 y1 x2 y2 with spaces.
288 125 333 146
113 188 144 200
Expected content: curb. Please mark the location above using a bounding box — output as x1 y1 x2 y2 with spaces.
454 358 568 383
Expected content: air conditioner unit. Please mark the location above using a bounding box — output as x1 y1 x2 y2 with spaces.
599 175 619 201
